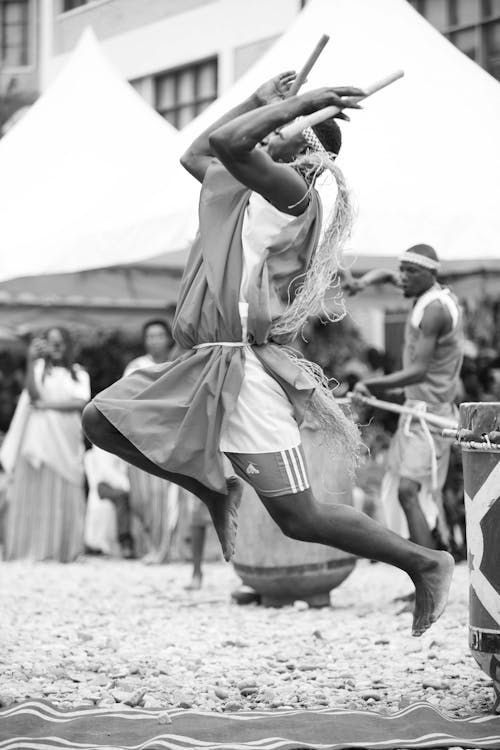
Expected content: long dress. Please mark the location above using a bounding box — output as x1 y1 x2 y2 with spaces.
123 354 180 562
2 360 90 562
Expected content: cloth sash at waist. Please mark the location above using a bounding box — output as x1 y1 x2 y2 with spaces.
193 342 247 349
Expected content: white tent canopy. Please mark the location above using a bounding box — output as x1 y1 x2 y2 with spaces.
2 0 500 285
0 29 197 283
179 0 500 267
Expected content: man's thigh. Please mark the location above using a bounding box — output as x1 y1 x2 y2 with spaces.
225 446 310 497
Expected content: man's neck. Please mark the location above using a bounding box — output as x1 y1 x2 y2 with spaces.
150 352 168 364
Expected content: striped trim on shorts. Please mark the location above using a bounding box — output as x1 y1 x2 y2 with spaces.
225 445 310 497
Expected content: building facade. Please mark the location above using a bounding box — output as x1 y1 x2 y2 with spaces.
47 0 301 128
408 0 500 80
1 0 499 132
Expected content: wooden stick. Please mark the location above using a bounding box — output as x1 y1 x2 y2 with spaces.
287 34 330 97
280 69 404 138
347 393 458 431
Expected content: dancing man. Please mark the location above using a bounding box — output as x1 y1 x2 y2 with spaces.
83 73 454 636
348 244 464 551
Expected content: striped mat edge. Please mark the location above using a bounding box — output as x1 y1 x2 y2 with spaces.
0 699 499 750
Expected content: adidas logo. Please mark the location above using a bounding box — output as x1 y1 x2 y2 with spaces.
245 463 260 475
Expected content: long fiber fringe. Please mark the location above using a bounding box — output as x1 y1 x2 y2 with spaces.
270 152 362 472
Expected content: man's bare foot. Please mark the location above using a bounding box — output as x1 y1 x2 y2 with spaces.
210 476 243 562
411 551 454 636
184 573 202 591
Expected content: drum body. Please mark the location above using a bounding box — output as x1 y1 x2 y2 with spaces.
460 402 500 713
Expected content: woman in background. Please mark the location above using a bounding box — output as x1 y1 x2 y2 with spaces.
3 327 90 562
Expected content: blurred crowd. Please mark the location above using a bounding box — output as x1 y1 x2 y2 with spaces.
0 298 499 572
0 320 213 589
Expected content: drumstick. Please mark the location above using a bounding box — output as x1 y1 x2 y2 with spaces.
280 69 404 138
287 34 330 97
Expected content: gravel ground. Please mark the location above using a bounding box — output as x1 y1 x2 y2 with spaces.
0 557 495 718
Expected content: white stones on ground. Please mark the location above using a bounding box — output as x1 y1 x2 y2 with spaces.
143 695 164 709
361 692 382 701
157 711 172 724
423 679 450 690
110 688 144 707
293 601 309 611
214 687 229 700
0 560 486 718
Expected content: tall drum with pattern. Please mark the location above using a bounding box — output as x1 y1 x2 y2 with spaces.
232 413 357 607
459 402 500 713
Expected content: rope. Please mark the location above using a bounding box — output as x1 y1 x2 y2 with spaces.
442 429 500 452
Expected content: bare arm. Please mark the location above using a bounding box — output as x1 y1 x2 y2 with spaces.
208 86 363 215
343 268 401 296
355 302 448 397
180 71 297 183
25 339 48 401
33 398 88 412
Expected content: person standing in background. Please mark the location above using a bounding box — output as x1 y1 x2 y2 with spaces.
348 245 464 552
124 319 180 563
1 327 90 562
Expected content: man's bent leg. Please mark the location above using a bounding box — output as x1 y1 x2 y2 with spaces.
82 404 242 561
258 488 453 637
398 477 436 549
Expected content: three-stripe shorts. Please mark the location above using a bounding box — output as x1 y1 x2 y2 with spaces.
224 445 310 497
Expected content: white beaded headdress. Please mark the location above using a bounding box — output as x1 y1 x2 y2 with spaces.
303 126 329 156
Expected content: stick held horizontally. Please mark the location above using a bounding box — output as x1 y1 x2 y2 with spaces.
281 69 405 139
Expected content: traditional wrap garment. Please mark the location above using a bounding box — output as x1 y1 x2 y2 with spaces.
93 163 324 495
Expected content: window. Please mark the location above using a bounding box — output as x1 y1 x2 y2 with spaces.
0 0 29 67
409 0 500 81
155 58 217 129
449 27 478 59
485 19 500 77
62 0 88 10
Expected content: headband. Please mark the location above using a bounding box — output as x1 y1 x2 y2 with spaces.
303 126 329 156
399 251 440 271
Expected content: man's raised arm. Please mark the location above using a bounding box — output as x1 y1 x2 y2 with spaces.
207 86 363 215
180 71 297 183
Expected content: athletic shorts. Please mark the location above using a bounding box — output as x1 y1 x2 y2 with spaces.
225 445 310 497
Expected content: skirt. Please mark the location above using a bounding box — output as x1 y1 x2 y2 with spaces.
4 457 85 562
128 467 180 562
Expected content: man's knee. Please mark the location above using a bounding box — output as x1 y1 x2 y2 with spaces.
398 477 420 510
267 501 315 542
82 403 110 449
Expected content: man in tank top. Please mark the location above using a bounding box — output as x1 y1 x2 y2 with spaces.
349 244 464 551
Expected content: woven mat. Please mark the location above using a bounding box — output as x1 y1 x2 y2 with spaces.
1 699 500 749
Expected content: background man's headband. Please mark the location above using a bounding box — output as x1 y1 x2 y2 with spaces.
399 251 440 271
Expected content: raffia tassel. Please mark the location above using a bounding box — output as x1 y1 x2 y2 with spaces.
270 152 361 471
269 152 354 341
279 345 362 476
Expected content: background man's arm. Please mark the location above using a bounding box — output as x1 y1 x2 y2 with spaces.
180 71 297 183
209 86 363 215
355 302 447 398
343 268 401 295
